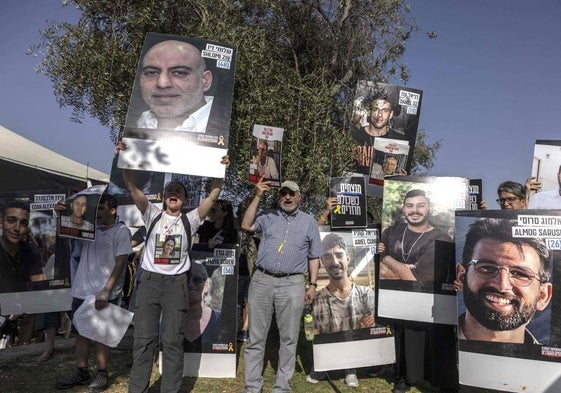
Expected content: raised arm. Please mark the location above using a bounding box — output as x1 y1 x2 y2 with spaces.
197 156 230 220
241 178 271 232
116 142 149 214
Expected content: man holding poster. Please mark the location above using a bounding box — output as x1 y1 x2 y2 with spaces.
456 218 552 344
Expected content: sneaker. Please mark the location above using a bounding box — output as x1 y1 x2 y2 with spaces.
237 329 249 342
392 378 411 393
344 372 359 387
56 368 90 390
305 371 325 383
88 371 109 391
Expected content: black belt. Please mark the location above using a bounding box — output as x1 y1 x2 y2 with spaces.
256 265 301 278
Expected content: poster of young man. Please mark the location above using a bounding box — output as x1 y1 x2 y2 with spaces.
311 230 395 373
350 81 422 197
58 185 106 241
0 190 72 314
170 244 238 378
117 32 237 178
528 140 561 209
368 138 410 186
329 176 367 229
248 124 283 187
469 179 483 211
378 176 469 324
455 209 561 392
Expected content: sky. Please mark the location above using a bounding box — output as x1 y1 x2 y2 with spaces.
2 0 561 206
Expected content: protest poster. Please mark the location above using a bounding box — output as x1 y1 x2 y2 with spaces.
528 140 561 209
378 176 468 324
469 179 483 211
368 137 410 186
312 229 394 372
329 176 367 229
248 124 283 187
455 209 561 392
117 32 237 178
0 190 72 314
159 244 238 378
58 185 106 241
350 81 422 197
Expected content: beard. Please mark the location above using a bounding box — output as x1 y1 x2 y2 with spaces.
404 213 428 227
463 283 537 331
279 202 297 215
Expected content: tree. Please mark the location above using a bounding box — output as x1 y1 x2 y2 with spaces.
32 0 439 211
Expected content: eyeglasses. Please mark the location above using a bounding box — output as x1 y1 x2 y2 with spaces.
496 196 522 205
467 259 547 287
279 189 296 197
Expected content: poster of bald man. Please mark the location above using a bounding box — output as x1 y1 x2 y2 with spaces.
117 32 237 178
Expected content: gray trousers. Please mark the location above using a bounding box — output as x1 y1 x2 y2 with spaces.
244 269 305 393
128 271 188 393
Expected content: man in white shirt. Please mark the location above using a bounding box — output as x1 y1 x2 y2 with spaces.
136 39 213 132
56 194 132 391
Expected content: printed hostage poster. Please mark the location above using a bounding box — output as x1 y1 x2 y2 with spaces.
378 176 469 324
117 32 237 178
311 229 395 372
528 140 561 209
58 185 106 241
368 137 410 186
248 124 283 187
0 190 72 314
455 210 561 392
469 179 483 211
350 81 422 196
159 243 238 378
329 176 367 229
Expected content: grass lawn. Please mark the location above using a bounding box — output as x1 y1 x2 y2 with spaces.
0 326 498 392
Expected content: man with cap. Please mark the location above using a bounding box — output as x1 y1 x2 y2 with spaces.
241 178 322 393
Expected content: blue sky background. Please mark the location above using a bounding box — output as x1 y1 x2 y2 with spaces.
2 0 561 206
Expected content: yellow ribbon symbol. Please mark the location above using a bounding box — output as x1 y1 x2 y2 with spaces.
332 204 342 214
218 135 225 146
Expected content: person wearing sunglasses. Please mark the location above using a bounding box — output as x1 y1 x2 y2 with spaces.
241 178 322 393
456 218 552 344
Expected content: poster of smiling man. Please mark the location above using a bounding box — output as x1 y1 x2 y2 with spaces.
248 124 283 187
0 190 72 314
455 209 561 392
117 32 236 179
311 230 394 373
351 81 422 196
58 185 106 241
378 176 468 324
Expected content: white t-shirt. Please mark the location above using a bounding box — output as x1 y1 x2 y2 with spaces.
141 203 201 275
72 223 132 300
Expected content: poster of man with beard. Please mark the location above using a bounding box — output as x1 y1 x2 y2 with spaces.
455 209 561 392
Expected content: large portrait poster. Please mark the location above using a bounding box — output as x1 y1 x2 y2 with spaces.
248 124 283 187
117 32 237 178
312 229 395 372
163 244 238 378
378 176 469 324
528 140 561 209
0 190 72 314
329 176 367 229
351 81 422 196
58 185 106 241
455 210 561 392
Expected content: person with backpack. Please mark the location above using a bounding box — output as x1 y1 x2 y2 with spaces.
120 147 229 393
